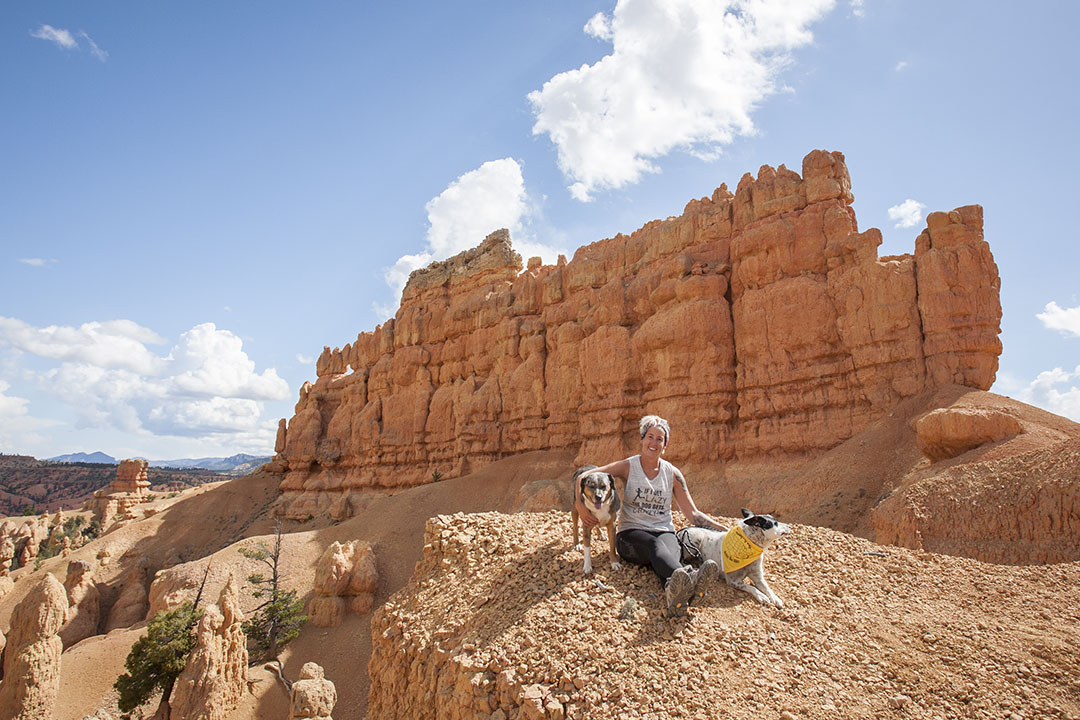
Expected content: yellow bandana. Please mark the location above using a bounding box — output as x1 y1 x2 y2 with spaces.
721 525 764 572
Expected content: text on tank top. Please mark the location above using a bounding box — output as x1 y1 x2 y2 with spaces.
618 455 675 533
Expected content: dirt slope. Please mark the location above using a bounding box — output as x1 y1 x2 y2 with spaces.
1 389 1076 719
40 449 576 719
370 511 1080 720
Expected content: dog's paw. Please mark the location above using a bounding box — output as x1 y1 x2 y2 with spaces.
610 561 622 571
770 596 784 609
573 543 583 552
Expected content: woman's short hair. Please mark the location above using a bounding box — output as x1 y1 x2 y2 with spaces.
639 415 670 446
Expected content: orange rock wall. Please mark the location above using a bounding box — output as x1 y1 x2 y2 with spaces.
273 150 1002 519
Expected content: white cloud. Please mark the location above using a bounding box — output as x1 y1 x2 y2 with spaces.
584 12 614 41
528 0 836 201
0 317 167 374
895 60 908 72
850 0 866 18
30 25 107 61
0 380 60 452
1008 365 1080 423
79 31 108 62
31 24 77 49
166 323 289 401
1037 301 1080 339
379 158 566 316
887 198 926 228
2 318 289 448
296 353 314 365
18 258 56 267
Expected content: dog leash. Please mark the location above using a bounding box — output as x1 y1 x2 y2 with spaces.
675 528 704 564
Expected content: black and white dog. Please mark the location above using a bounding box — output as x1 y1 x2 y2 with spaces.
677 508 789 607
571 465 622 575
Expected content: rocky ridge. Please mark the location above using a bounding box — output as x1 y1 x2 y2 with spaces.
0 454 229 516
369 511 1080 720
270 149 1002 520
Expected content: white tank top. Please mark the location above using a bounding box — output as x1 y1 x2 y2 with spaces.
617 455 675 533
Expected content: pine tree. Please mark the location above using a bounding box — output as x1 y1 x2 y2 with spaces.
239 520 307 661
114 566 211 714
114 602 202 713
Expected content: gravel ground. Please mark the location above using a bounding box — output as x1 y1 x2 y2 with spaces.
369 511 1080 720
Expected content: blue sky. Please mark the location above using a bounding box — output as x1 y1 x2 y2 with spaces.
1 1 1078 460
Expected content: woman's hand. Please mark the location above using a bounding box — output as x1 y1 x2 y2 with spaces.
574 484 600 528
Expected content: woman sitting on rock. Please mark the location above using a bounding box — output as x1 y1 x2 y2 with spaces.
576 415 727 616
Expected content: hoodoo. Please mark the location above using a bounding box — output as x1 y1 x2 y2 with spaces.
269 150 1001 520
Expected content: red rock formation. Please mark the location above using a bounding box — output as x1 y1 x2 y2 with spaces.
169 574 248 720
308 540 378 627
104 560 148 632
109 459 150 496
0 573 68 720
271 150 1002 519
59 559 101 648
915 406 1023 462
88 458 154 529
289 663 337 720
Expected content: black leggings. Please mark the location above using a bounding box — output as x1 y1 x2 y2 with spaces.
616 529 683 585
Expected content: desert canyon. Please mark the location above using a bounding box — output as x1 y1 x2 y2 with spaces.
1 150 1078 720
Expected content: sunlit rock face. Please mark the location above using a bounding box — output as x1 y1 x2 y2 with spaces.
272 150 1001 519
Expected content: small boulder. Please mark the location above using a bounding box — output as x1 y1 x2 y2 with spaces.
289 662 337 720
915 407 1023 462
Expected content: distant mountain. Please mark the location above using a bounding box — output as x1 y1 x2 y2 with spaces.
149 453 272 476
46 451 117 464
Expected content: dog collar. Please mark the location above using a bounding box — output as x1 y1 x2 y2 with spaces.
721 525 764 572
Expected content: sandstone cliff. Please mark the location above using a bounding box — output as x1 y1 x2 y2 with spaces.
271 150 1002 519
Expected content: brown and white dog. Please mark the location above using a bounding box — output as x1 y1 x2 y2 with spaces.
676 508 789 607
571 465 622 575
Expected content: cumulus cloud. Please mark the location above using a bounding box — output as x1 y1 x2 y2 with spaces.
296 353 314 365
895 60 908 72
379 158 567 316
0 380 60 451
1037 301 1080 338
887 198 926 228
0 317 167 375
1007 366 1080 423
528 0 836 201
167 323 289 401
1 318 289 448
30 25 107 61
850 0 866 18
584 12 614 41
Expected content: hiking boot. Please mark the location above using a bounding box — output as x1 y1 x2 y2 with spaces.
665 567 694 617
690 559 720 605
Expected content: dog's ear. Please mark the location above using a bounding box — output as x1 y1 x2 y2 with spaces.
745 515 768 528
740 507 753 518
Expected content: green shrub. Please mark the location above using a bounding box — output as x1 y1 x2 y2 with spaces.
239 520 307 661
114 602 203 712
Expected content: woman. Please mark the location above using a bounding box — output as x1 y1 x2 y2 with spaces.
576 415 728 616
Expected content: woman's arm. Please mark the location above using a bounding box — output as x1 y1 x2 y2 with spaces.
671 467 728 531
574 459 630 528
